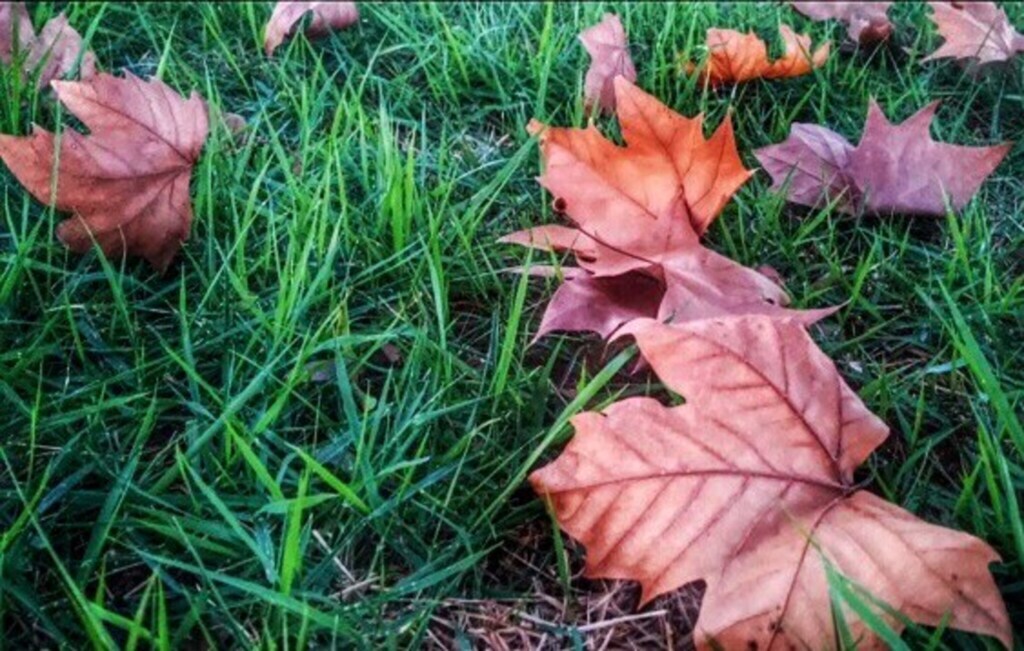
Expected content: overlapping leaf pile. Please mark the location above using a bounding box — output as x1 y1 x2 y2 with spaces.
504 72 1011 648
791 0 1024 65
502 77 832 341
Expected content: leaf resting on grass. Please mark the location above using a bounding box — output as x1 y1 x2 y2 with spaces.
531 316 1012 650
756 99 1010 216
0 72 209 271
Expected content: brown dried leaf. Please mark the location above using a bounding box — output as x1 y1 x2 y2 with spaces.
531 316 1011 650
791 2 893 45
0 72 209 271
264 1 358 56
579 13 636 113
924 1 1024 64
682 24 829 85
756 100 1010 216
222 111 247 135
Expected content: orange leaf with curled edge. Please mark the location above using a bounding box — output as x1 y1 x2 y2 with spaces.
264 1 359 56
508 77 751 263
682 24 829 85
0 72 209 272
531 316 1012 650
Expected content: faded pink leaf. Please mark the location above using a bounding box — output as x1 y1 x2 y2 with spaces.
535 271 662 341
25 13 97 89
0 1 33 63
579 13 636 113
659 247 837 326
924 1 1024 64
755 123 857 211
848 100 1010 215
756 100 1010 216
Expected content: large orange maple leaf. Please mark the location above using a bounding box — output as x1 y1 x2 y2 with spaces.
531 316 1011 650
522 76 752 248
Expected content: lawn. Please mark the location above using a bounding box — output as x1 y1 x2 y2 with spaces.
0 1 1022 648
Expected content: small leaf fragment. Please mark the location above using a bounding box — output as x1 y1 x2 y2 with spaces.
0 1 32 63
791 2 893 45
1 3 96 88
264 1 359 56
25 13 97 89
579 13 636 113
503 79 834 345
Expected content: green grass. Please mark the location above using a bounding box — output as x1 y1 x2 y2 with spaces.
0 1 1022 648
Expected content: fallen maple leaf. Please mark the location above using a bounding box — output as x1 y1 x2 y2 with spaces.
517 77 751 252
579 13 636 113
531 316 1011 650
791 2 893 45
924 1 1024 64
0 72 209 271
657 247 836 326
0 3 96 88
756 99 1010 216
520 248 835 342
756 122 858 211
682 24 829 85
264 1 358 56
